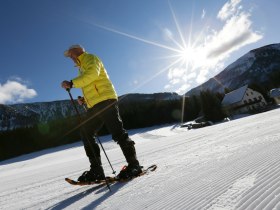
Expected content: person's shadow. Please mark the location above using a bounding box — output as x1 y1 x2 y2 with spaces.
47 182 127 210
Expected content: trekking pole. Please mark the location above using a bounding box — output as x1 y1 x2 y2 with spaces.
95 134 116 175
66 88 111 192
77 96 116 175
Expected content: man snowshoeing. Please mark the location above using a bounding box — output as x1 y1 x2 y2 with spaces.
61 44 142 182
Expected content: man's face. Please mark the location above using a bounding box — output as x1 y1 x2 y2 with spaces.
68 49 79 64
68 48 84 64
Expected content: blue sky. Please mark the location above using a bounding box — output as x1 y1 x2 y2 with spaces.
0 0 279 104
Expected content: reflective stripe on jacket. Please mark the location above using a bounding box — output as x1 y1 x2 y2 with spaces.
72 52 118 108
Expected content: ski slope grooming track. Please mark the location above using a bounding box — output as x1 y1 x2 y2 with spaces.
1 108 280 209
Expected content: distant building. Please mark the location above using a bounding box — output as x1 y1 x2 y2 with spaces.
270 88 280 104
222 85 267 115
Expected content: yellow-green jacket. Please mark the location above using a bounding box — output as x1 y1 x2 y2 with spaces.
72 52 118 108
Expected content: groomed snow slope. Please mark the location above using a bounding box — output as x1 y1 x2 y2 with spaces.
1 108 280 210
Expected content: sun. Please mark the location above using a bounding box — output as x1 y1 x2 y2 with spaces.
176 44 204 72
179 46 195 65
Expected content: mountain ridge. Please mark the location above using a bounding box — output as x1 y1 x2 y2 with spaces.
0 92 181 130
186 43 280 95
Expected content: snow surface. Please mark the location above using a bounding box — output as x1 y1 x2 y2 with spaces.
1 108 280 210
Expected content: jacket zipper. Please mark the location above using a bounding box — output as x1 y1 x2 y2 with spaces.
95 85 100 96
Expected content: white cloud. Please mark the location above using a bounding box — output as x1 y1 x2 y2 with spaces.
164 84 171 90
186 72 197 80
201 9 206 19
176 84 191 94
206 12 262 60
167 67 187 86
168 67 185 79
196 69 209 84
0 80 37 104
163 28 174 41
217 0 242 20
165 67 196 94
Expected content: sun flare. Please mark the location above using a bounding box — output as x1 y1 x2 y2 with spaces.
179 46 195 65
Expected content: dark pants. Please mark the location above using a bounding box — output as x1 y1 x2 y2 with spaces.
80 99 139 172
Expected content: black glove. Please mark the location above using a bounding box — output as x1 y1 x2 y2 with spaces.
61 80 73 89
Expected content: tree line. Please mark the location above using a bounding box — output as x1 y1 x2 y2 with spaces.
0 91 228 161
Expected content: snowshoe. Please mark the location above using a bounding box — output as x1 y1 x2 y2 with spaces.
77 170 105 183
116 164 143 180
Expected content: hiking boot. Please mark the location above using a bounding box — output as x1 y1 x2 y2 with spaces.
78 169 105 182
117 164 142 180
118 138 140 166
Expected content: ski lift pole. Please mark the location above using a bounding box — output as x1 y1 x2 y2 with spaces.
66 88 111 192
